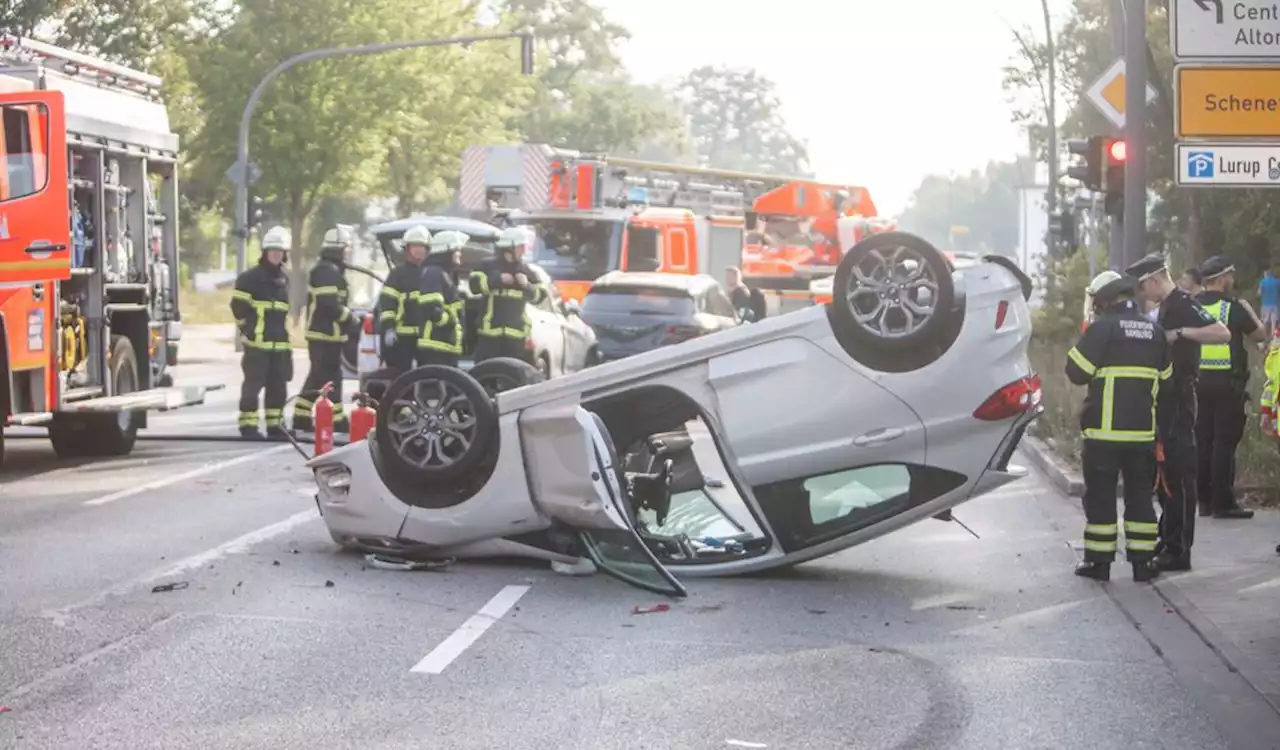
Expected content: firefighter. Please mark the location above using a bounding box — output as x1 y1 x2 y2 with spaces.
412 230 467 368
1194 256 1265 520
374 225 430 372
1126 253 1231 571
470 226 548 363
230 226 293 441
1065 271 1169 583
292 227 359 434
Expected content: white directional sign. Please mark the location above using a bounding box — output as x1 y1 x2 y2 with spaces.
1172 0 1280 60
1176 142 1280 186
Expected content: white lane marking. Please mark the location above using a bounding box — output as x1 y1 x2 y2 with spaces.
83 444 292 506
42 509 317 625
410 585 531 675
726 741 768 748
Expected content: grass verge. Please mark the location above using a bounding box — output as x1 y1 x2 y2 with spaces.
179 286 309 348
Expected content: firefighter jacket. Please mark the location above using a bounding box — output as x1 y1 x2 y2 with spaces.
1064 303 1172 443
305 256 354 343
230 259 291 351
1261 333 1279 438
468 258 548 340
375 261 425 340
412 261 463 355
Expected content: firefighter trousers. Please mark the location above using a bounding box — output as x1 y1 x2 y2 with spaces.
293 342 346 430
1156 435 1199 561
1195 384 1247 513
1081 440 1159 563
239 348 292 431
473 334 531 365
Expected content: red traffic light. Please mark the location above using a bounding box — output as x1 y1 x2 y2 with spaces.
1108 140 1126 162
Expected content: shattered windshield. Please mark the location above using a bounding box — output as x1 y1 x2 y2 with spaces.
519 218 623 282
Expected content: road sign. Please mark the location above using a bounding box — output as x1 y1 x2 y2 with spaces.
225 159 261 186
1175 142 1280 186
1175 65 1280 137
1085 59 1159 129
1171 0 1280 60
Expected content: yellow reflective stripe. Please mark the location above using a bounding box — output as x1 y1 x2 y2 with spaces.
1101 370 1116 433
238 412 259 426
310 286 340 295
498 288 525 298
1083 428 1155 441
395 325 418 334
305 331 346 342
379 310 397 321
470 270 490 295
1126 540 1157 551
1200 301 1232 370
1085 523 1118 534
380 287 405 300
1159 364 1172 380
231 290 253 301
1068 346 1096 375
1124 521 1159 534
1097 366 1159 378
1084 540 1117 551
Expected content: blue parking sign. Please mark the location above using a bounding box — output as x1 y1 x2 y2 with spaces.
1186 151 1215 179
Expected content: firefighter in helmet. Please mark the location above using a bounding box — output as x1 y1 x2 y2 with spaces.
469 226 548 363
293 227 359 434
374 225 430 372
230 225 293 440
411 230 467 368
1065 270 1169 583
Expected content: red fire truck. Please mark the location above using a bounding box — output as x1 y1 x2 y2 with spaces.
0 36 209 466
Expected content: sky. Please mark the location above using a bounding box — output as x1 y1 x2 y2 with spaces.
596 0 1075 217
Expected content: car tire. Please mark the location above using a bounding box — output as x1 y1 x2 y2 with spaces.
469 357 546 398
375 366 498 485
827 231 955 355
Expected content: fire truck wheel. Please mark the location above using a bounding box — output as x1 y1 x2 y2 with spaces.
375 365 498 485
95 336 142 455
469 357 546 398
827 231 955 357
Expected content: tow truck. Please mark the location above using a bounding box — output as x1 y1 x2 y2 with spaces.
0 36 212 466
457 143 884 313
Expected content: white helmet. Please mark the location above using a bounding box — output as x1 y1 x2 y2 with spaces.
496 226 533 250
402 225 432 247
429 230 469 254
322 227 350 249
261 225 291 251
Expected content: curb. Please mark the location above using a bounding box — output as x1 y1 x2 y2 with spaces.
1021 435 1083 496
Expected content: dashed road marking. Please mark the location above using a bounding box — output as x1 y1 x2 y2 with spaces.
83 444 292 506
410 585 531 675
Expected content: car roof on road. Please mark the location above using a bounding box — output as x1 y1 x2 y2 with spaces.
590 272 716 294
369 215 502 239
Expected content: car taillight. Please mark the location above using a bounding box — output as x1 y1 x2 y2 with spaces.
664 324 703 342
973 374 1042 421
995 300 1009 329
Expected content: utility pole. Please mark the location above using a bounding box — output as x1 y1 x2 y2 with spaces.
1041 0 1058 223
1108 0 1126 271
1122 0 1148 268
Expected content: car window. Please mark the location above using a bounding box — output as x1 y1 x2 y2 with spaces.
751 464 966 552
582 288 695 316
705 286 737 317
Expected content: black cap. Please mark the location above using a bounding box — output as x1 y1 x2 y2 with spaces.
1094 274 1138 306
1124 253 1168 281
1198 255 1236 280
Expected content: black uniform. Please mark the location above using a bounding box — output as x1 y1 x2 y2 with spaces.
374 259 425 371
1065 300 1169 575
469 255 547 363
230 258 292 438
729 284 767 321
412 256 463 368
1194 290 1257 516
1153 288 1219 562
293 250 357 432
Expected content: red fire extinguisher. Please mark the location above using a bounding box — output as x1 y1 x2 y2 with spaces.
350 392 376 443
314 382 335 456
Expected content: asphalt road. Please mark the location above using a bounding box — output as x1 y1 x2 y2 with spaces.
2 329 1278 749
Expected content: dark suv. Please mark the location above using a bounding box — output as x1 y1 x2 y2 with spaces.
580 272 741 361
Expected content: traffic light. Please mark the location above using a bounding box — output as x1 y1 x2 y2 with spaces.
1048 211 1077 255
1067 136 1106 191
1104 138 1126 218
247 194 265 229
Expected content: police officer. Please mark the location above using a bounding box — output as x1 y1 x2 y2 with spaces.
374 225 430 373
292 227 359 434
1065 271 1169 582
1126 253 1231 571
1195 256 1265 520
412 230 467 368
230 226 293 440
470 227 548 363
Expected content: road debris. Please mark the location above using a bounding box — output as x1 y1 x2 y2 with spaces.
151 582 189 593
324 580 335 588
631 603 670 615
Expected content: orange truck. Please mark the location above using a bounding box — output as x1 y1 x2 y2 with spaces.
0 36 210 466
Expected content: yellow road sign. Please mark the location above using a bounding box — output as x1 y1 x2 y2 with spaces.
1085 59 1159 129
1176 65 1280 138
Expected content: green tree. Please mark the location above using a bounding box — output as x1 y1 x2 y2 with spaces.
897 162 1023 258
675 65 810 175
0 0 66 35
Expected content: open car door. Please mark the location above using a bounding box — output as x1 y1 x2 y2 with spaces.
578 413 687 598
0 90 71 285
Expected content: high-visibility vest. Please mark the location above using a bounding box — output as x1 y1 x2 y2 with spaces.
1199 300 1232 370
